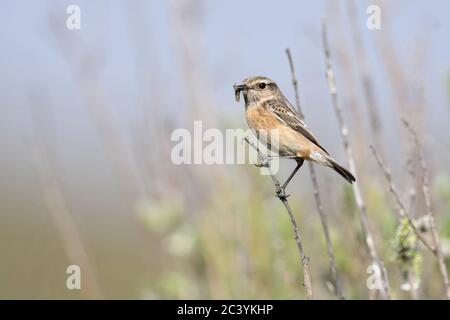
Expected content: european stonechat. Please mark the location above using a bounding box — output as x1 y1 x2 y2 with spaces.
234 76 355 188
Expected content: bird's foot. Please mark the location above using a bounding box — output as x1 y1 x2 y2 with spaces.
275 186 290 200
255 156 270 168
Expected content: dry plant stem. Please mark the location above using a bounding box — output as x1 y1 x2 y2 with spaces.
321 18 390 299
308 165 343 297
370 145 435 253
245 138 313 299
406 153 417 216
285 49 304 120
271 177 314 300
370 145 427 300
402 119 450 299
285 48 344 299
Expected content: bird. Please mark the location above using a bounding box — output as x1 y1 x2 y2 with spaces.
234 76 355 191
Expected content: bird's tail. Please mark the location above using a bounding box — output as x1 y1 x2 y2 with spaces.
329 159 355 184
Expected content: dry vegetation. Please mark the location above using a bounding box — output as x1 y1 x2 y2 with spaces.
4 1 450 299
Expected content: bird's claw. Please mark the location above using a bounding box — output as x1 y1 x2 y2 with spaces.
276 187 290 199
254 160 270 168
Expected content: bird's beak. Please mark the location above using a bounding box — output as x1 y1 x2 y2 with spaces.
233 84 246 102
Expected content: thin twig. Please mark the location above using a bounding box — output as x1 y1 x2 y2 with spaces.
371 144 430 299
245 137 313 299
321 17 390 299
406 151 417 216
370 145 435 253
402 118 450 299
285 48 344 299
285 49 304 120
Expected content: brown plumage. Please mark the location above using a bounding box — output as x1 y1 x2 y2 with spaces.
234 76 355 184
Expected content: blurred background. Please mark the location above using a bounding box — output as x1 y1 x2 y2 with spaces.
1 0 450 299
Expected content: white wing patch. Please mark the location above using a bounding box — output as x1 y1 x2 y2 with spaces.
309 151 329 165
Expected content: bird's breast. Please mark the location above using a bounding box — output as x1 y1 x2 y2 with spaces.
245 104 319 159
245 105 279 130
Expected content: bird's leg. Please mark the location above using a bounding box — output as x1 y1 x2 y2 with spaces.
281 159 304 190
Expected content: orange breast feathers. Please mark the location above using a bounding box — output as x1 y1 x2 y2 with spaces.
245 105 280 130
245 105 325 160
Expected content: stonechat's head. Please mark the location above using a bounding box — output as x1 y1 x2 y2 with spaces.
234 76 280 104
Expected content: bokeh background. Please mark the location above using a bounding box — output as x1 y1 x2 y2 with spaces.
1 0 450 299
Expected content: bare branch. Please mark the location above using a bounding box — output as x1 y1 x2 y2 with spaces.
406 151 417 216
370 145 435 253
285 48 344 299
402 118 450 299
245 138 313 299
285 48 304 120
321 17 390 299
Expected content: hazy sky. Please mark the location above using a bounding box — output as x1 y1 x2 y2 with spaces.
3 1 450 299
1 0 450 179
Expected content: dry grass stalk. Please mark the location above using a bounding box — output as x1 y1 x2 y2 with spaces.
321 17 390 299
402 119 450 299
244 138 313 299
370 145 434 254
285 48 344 299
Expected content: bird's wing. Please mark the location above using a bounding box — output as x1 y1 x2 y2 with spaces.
265 98 329 155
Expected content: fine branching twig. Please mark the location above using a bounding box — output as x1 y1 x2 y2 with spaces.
244 137 314 299
370 145 435 253
402 118 450 299
371 144 432 299
321 17 390 299
285 48 344 299
285 49 304 120
406 151 417 216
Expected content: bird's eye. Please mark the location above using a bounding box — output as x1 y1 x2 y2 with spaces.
259 83 267 89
